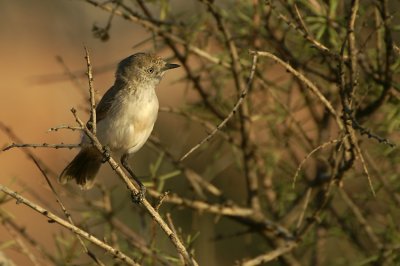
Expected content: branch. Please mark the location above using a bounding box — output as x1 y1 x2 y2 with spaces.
147 189 294 241
242 242 297 266
48 124 82 132
179 53 258 161
0 184 139 266
250 50 338 120
2 143 80 151
270 1 342 60
84 46 97 135
292 139 340 187
30 150 105 265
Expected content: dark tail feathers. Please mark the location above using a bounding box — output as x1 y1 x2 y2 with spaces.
58 148 102 189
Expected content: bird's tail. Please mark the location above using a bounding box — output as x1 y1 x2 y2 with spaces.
58 147 102 190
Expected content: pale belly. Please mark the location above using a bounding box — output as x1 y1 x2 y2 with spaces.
82 91 159 156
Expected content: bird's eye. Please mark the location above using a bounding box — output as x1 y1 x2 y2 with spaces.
148 68 154 73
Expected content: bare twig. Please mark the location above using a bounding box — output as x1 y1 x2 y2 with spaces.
179 53 258 161
148 189 254 218
166 213 185 265
0 122 59 177
292 139 340 187
270 2 341 60
84 46 97 134
338 188 382 248
347 0 360 106
242 242 297 266
30 152 105 265
250 50 338 120
353 141 376 196
111 218 171 266
295 188 312 231
48 124 82 132
346 114 395 147
2 143 80 151
148 189 294 241
148 136 224 199
159 107 238 147
0 184 139 266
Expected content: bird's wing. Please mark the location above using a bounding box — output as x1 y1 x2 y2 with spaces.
95 85 121 123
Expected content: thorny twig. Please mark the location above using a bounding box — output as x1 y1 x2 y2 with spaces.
2 143 80 151
0 184 140 266
179 53 259 161
84 46 97 135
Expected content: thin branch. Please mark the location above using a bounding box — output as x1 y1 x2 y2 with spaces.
347 0 360 106
148 189 254 218
0 184 139 266
295 188 312 231
346 114 395 147
179 53 258 161
48 124 82 132
30 152 105 265
0 122 59 177
166 213 185 265
159 107 238 147
292 139 340 187
353 141 376 196
250 50 338 120
241 242 297 266
148 136 224 199
338 188 382 248
84 46 97 135
111 218 171 266
148 189 294 241
2 143 80 151
270 1 342 60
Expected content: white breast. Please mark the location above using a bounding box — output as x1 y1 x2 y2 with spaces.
94 86 159 156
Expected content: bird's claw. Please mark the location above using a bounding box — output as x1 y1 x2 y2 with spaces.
131 186 146 204
102 146 111 163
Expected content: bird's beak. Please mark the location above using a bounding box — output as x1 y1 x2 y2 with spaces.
163 63 180 71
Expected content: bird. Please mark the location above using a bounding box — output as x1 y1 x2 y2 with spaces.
58 53 180 201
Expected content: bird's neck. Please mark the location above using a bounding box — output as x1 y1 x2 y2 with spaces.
115 76 159 92
113 78 158 101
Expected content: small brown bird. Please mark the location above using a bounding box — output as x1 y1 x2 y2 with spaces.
58 53 180 201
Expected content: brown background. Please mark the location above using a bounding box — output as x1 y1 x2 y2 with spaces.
0 1 197 265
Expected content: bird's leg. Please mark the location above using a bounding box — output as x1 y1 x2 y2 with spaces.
121 153 146 203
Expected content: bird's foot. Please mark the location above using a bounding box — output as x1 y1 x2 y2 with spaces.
102 146 111 163
131 185 146 204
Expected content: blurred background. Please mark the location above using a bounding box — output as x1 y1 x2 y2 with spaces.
0 0 191 265
1 1 400 265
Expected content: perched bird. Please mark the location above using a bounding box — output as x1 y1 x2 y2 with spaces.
59 53 180 201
